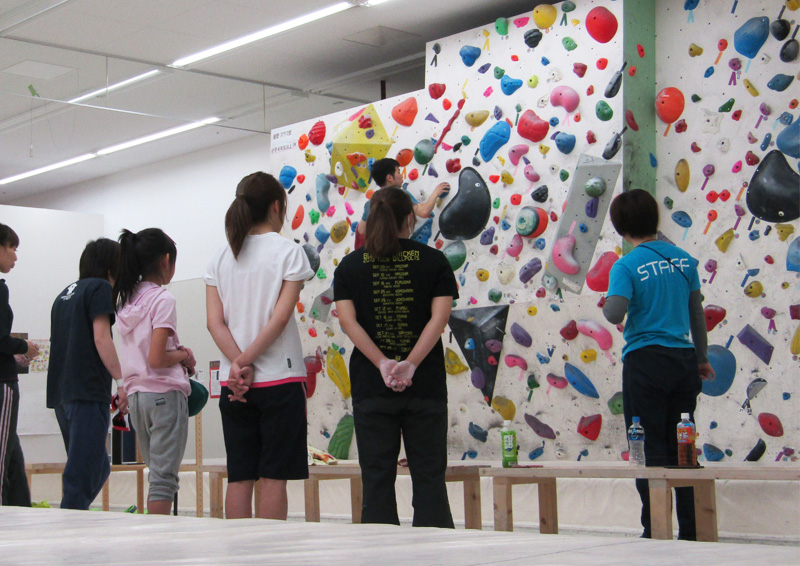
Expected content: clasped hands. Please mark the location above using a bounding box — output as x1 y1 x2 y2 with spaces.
227 360 254 402
379 359 416 392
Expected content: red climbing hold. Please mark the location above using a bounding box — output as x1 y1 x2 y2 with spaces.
758 413 784 437
578 414 602 441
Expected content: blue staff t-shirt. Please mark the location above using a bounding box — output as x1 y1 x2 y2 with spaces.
606 240 700 360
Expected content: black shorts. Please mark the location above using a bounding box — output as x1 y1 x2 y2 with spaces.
219 382 308 482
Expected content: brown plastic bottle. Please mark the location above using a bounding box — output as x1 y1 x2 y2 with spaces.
677 413 697 467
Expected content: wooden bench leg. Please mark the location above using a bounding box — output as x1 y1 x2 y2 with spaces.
463 478 482 530
102 477 110 511
304 478 321 522
537 478 558 534
649 478 673 540
350 477 363 524
136 469 144 513
209 472 224 519
693 480 718 542
196 469 203 518
493 479 514 532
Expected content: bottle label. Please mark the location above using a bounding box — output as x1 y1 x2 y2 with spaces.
629 432 643 441
677 425 694 443
502 433 515 452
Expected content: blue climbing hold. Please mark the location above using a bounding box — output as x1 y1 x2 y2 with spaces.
554 132 576 155
459 45 482 67
501 74 523 95
279 165 297 189
734 17 769 59
767 74 794 92
702 345 736 397
468 422 488 442
564 363 600 399
479 121 511 162
703 443 725 462
776 119 800 159
316 173 331 213
314 225 330 245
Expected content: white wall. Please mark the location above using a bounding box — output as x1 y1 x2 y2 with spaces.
12 133 271 282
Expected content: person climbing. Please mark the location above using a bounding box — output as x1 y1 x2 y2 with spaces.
355 157 449 248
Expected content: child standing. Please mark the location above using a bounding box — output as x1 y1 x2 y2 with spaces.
0 223 39 507
205 172 313 520
115 228 195 515
48 238 126 510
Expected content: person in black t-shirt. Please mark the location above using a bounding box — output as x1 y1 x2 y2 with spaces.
47 238 126 510
0 223 39 507
334 187 458 528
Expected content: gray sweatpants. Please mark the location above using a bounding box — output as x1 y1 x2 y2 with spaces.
129 391 188 502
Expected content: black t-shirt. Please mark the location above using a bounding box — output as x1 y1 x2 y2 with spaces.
47 278 116 408
333 239 458 402
0 280 28 383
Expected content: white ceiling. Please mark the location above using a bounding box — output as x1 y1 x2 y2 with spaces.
0 0 544 202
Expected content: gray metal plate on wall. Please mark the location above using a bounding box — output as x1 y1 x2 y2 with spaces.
544 154 621 295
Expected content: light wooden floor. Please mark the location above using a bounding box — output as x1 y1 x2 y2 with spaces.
1 507 798 565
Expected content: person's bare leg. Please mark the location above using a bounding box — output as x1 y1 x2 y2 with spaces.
226 480 255 519
255 478 288 520
148 499 173 515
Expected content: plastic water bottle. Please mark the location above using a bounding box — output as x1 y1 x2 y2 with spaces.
501 420 518 468
677 413 697 467
628 417 646 467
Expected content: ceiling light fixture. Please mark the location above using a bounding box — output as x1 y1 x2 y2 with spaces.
170 2 357 68
96 116 220 155
0 117 220 185
0 154 96 185
68 70 161 104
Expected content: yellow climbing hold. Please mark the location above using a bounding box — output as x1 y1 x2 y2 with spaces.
776 223 795 242
326 348 351 399
491 396 516 421
715 228 735 252
501 171 514 185
688 44 704 57
476 269 490 282
465 110 490 128
527 306 538 316
791 325 800 356
445 347 469 375
744 281 763 298
533 4 557 29
675 159 690 192
580 349 597 363
304 149 316 162
330 220 348 244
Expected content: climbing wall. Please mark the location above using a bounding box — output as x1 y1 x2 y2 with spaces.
653 1 799 464
269 0 640 463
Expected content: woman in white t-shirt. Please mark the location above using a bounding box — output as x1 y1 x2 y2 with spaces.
205 172 313 520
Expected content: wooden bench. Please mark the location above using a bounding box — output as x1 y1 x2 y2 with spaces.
203 461 484 529
482 462 800 541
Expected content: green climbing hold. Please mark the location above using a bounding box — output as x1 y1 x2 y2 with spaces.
559 169 570 182
495 17 509 36
316 269 327 280
328 414 355 460
562 1 576 12
528 75 539 88
492 197 501 209
718 98 735 112
663 196 674 209
691 94 701 102
584 176 606 198
488 288 502 303
309 209 320 224
562 37 577 51
595 100 614 121
494 66 505 79
607 391 624 415
443 240 467 271
461 135 472 146
414 139 435 165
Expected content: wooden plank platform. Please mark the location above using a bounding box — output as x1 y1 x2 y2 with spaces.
1 507 798 566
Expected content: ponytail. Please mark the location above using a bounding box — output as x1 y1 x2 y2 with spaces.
364 187 414 260
225 172 286 258
114 228 177 309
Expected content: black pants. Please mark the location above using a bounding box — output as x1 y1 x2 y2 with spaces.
623 345 701 540
353 395 454 528
0 382 31 507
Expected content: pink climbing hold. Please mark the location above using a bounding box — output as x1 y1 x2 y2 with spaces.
577 320 613 350
550 86 580 113
586 251 618 292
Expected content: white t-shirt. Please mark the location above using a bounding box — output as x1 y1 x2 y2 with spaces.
204 232 314 386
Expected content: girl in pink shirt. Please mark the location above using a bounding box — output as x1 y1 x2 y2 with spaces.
115 228 195 515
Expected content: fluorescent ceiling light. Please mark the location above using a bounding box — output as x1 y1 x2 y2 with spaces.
170 2 354 68
96 117 220 155
0 117 219 185
0 154 96 185
68 70 161 104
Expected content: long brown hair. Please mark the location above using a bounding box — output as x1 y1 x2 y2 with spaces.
365 187 414 259
114 228 176 309
225 172 286 258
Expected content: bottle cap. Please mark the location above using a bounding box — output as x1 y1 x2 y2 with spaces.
632 416 640 423
681 413 690 420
